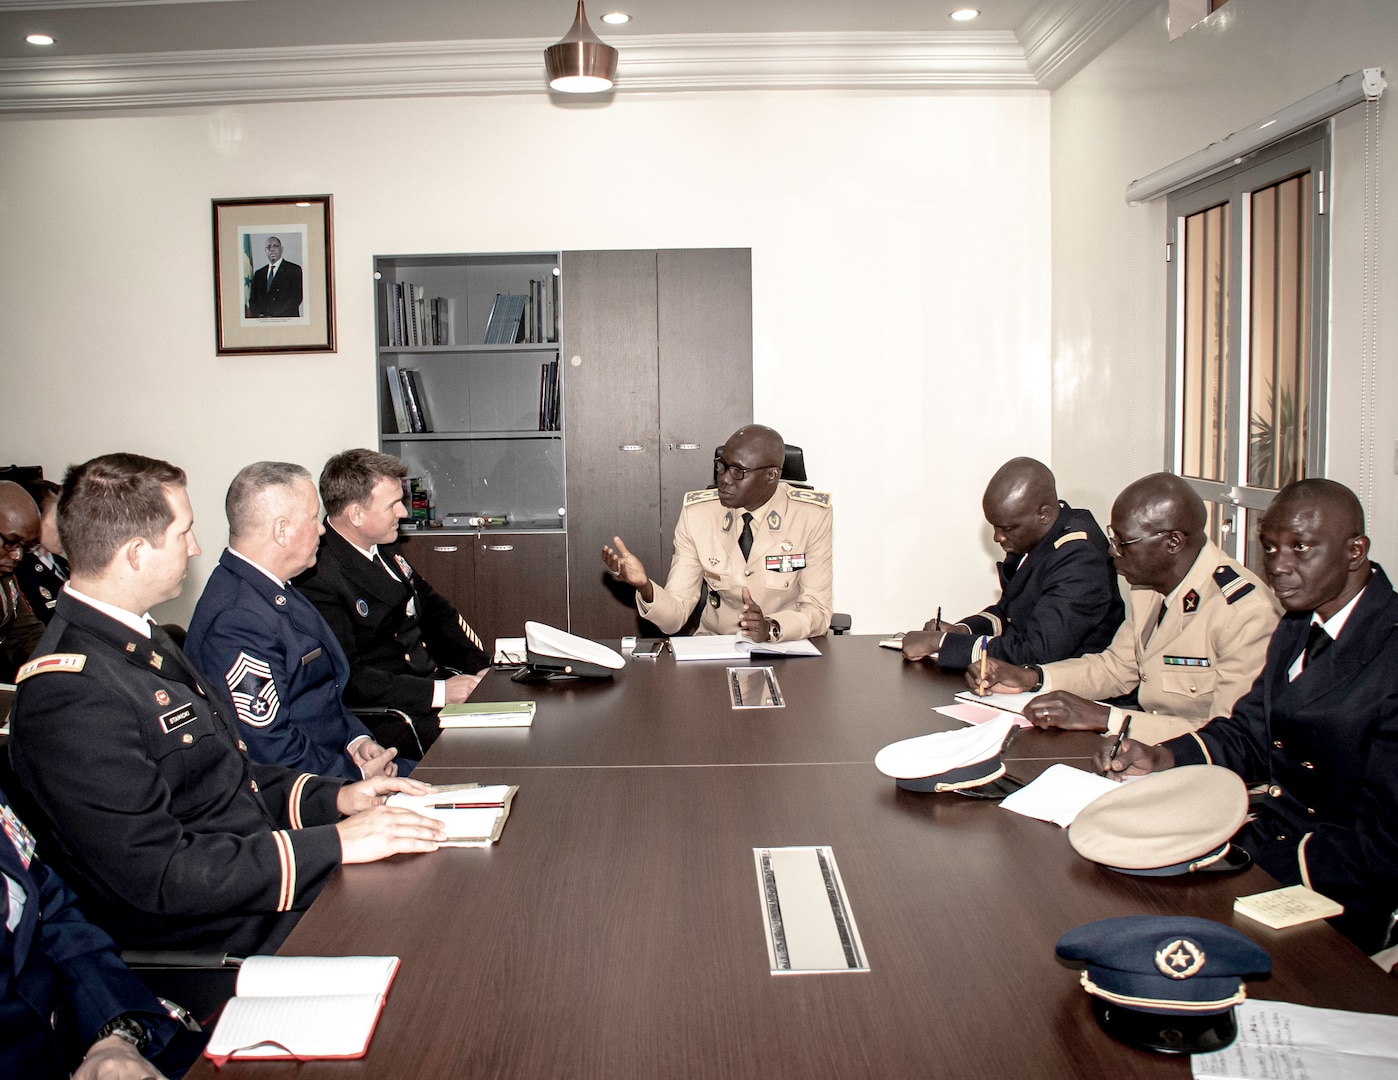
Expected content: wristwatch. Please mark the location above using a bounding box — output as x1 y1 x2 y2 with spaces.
93 1014 149 1056
1025 665 1044 693
767 619 783 642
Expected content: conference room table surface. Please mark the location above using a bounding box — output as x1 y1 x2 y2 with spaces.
187 636 1398 1080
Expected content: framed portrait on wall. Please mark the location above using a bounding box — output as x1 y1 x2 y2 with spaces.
212 194 336 355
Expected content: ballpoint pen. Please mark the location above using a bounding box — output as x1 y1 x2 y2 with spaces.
1104 714 1133 777
429 802 505 810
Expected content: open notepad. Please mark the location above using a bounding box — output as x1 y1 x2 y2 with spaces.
203 955 399 1065
387 783 517 846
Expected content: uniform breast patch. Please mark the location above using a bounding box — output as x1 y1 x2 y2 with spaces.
224 651 281 728
15 653 86 682
158 703 198 735
765 554 806 572
1163 656 1211 667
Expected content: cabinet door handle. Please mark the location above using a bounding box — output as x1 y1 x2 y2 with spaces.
486 544 514 552
675 443 700 451
619 444 644 452
432 546 459 553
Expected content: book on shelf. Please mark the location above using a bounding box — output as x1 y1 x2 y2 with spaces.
384 365 410 434
537 359 560 431
403 368 433 432
384 279 451 347
398 369 425 433
484 293 528 344
203 954 400 1065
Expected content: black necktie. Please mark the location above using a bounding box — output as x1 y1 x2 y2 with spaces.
738 512 754 561
1304 623 1333 668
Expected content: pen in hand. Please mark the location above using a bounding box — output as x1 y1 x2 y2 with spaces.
935 606 942 632
1103 715 1133 777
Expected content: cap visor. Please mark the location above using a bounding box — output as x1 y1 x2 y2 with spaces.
1091 998 1237 1055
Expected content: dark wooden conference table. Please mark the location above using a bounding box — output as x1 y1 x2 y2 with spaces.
188 635 1398 1079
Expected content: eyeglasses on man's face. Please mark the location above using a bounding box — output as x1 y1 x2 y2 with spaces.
1106 525 1171 554
715 457 780 483
0 533 32 553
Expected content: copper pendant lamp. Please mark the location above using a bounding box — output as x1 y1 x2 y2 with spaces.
545 1 618 93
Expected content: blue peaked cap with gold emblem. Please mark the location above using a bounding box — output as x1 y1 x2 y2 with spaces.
1057 916 1270 1022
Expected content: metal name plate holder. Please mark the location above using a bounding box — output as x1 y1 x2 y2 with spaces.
728 666 784 708
754 846 869 974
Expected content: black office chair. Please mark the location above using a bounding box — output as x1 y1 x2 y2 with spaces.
709 443 850 634
352 707 425 759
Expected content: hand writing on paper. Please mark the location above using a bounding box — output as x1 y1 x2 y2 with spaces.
1022 691 1111 732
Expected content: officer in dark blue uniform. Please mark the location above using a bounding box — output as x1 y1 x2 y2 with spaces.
902 458 1124 669
187 462 403 781
14 480 68 625
1105 479 1398 954
1 784 198 1080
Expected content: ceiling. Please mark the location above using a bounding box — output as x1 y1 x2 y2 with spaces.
0 0 1160 111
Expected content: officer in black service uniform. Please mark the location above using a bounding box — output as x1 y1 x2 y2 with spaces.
9 453 445 957
0 479 44 680
1103 478 1398 954
295 449 491 750
901 457 1123 669
14 479 68 624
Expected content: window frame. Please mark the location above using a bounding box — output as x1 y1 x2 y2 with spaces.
1165 124 1331 562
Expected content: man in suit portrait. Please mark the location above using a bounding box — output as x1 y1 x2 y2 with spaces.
247 235 303 318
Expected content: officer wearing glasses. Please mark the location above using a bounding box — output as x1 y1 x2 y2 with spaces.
602 425 833 641
0 480 44 681
972 472 1280 744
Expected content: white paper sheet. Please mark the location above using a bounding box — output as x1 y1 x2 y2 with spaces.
954 689 1035 715
1192 999 1398 1079
997 763 1119 827
671 634 820 661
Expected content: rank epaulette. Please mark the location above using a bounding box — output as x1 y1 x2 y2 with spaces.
1212 565 1256 604
787 488 832 508
15 653 87 682
683 489 720 505
1054 530 1088 549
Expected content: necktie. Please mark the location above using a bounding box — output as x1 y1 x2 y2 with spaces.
267 262 276 287
1303 623 1333 668
1142 598 1167 647
738 512 754 562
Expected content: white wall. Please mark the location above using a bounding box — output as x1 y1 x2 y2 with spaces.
1051 0 1398 557
0 89 1050 630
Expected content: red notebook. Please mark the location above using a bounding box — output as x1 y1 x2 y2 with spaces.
203 955 399 1066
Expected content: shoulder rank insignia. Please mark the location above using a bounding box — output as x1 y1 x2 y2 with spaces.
683 489 720 506
16 653 86 682
786 488 832 508
1182 589 1200 614
1212 565 1256 604
1054 530 1088 549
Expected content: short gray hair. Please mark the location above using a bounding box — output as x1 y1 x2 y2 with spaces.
226 461 314 539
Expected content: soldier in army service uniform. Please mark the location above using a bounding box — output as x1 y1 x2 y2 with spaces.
603 425 833 641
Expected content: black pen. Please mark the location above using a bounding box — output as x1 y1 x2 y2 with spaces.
935 606 942 632
1104 714 1132 777
429 802 504 810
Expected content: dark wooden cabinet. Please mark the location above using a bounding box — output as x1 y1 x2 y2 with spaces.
563 249 753 639
378 249 751 646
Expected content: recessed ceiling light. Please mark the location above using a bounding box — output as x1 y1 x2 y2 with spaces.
600 11 630 24
950 8 980 21
26 33 55 46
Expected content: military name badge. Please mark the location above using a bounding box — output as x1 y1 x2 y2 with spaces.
301 648 323 666
158 703 198 735
1 802 37 868
356 598 369 618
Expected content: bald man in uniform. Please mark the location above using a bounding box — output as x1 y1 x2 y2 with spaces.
0 480 44 681
975 472 1281 744
1102 479 1398 955
901 457 1123 669
602 425 833 642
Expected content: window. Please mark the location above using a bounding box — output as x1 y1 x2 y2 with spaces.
1166 126 1329 570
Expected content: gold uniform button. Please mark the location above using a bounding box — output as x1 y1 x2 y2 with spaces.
1268 785 1282 798
1302 761 1315 770
1140 674 1148 683
238 740 248 752
1307 807 1317 815
250 780 259 793
404 653 411 663
181 733 193 745
1273 740 1284 749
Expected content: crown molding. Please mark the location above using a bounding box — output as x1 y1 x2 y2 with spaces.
0 3 1152 113
1017 0 1160 88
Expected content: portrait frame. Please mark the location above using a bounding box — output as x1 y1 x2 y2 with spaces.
212 194 336 355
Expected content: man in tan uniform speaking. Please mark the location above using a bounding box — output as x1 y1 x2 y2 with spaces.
972 472 1281 744
602 425 833 642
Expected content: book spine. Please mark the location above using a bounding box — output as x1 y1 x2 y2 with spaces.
400 369 424 433
405 369 432 432
385 365 410 434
